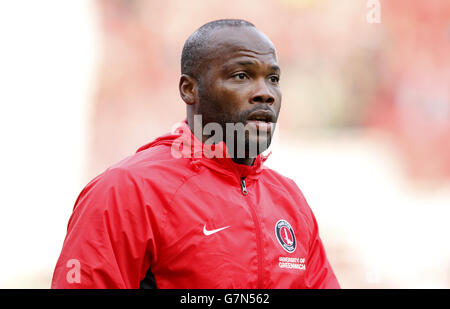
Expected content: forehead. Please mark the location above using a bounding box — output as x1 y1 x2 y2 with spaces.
204 27 278 67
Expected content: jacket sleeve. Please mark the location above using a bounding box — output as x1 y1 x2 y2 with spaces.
51 168 154 289
304 208 341 289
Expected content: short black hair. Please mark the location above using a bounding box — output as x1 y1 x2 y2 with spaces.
181 19 255 78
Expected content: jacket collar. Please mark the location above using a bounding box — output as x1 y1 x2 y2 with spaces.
173 120 271 181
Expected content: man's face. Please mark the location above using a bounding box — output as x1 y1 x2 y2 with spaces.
196 26 282 157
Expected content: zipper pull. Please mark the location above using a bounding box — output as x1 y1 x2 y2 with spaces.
240 178 248 196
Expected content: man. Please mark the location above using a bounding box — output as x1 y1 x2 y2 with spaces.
52 19 340 289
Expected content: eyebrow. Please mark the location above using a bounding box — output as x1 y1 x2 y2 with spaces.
224 61 281 73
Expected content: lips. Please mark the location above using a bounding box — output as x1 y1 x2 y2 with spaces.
246 109 275 123
245 109 276 133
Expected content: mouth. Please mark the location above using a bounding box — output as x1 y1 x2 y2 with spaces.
246 109 276 124
245 109 276 133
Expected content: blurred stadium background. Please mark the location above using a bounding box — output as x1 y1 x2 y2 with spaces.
0 0 449 288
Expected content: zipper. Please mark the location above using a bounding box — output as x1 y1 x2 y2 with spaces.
240 177 263 288
240 178 248 195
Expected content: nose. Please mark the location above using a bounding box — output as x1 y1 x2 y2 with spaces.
250 78 275 104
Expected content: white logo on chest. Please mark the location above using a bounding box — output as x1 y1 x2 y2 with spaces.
203 225 230 236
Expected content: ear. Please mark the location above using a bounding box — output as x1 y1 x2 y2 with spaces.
179 74 197 105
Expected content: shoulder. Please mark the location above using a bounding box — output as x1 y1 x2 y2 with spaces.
77 143 196 209
260 166 314 218
260 167 307 200
112 141 194 180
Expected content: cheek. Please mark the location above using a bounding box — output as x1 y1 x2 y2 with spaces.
213 82 248 114
273 89 282 114
216 80 247 103
198 84 240 123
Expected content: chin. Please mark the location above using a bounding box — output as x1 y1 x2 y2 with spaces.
246 135 272 157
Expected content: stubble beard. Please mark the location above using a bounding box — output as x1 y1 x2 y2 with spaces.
196 81 274 159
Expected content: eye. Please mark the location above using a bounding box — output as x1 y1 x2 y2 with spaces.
232 72 248 80
269 75 280 83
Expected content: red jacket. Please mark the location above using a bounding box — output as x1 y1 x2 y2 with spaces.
51 121 340 289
